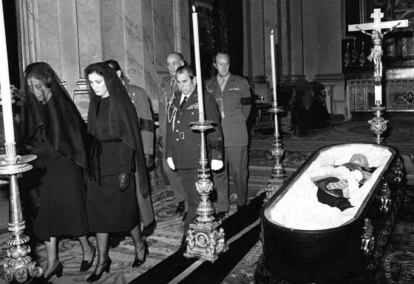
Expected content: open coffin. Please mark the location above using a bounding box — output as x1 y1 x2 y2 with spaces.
256 143 405 283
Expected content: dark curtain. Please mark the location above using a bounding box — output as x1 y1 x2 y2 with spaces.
223 0 243 76
3 0 19 87
189 0 244 80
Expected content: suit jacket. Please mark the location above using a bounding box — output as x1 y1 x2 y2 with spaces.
125 84 154 155
165 89 223 169
205 74 251 147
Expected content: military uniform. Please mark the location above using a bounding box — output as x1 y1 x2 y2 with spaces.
159 75 186 205
205 74 251 211
166 89 223 233
125 83 155 228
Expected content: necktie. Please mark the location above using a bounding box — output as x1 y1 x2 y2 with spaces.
180 95 188 107
219 77 227 92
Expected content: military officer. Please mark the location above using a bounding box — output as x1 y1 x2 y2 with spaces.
205 52 252 219
106 59 156 236
165 65 223 244
159 52 187 218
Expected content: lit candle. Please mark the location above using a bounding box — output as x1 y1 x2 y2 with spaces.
375 85 382 105
270 30 279 135
270 29 278 107
191 6 205 123
0 0 15 149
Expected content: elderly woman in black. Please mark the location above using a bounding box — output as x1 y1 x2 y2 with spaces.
19 62 95 281
85 62 149 282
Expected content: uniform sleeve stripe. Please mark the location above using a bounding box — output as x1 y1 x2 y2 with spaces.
139 118 155 132
241 97 251 105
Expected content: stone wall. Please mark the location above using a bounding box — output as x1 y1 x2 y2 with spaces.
17 0 191 116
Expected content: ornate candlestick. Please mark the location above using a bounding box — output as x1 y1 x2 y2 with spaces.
184 120 228 262
368 102 388 144
0 0 42 281
183 6 227 262
265 104 286 200
265 30 286 201
268 105 285 179
1 146 42 283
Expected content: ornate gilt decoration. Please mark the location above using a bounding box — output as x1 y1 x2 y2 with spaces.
368 104 388 144
379 182 392 213
361 218 375 255
1 149 43 283
268 106 286 179
392 157 404 183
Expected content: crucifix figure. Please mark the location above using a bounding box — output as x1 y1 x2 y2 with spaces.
348 9 408 104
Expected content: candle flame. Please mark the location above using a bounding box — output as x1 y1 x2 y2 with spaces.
192 5 196 13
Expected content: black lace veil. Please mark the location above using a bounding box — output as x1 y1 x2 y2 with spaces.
19 62 89 169
84 62 150 197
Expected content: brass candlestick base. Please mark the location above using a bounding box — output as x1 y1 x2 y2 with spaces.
1 153 43 283
183 121 228 262
265 105 286 200
368 103 388 145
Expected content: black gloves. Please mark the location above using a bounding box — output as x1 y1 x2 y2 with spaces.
119 173 130 191
145 154 155 170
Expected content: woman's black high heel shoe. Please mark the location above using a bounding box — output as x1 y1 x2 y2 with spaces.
86 257 112 283
132 242 148 268
80 246 96 272
43 262 63 281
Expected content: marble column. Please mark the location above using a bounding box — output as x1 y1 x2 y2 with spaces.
57 0 79 94
71 0 102 119
311 0 345 115
243 0 267 100
17 0 39 70
75 0 102 73
280 0 306 82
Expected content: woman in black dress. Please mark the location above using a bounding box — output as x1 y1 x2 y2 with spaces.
85 62 150 282
19 62 95 280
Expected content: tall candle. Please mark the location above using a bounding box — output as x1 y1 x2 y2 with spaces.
191 6 205 123
375 85 382 105
0 0 15 147
270 29 278 107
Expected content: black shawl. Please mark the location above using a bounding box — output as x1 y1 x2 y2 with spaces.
84 62 150 197
19 62 89 170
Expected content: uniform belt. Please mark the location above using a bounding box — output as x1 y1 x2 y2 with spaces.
101 138 122 142
179 132 185 139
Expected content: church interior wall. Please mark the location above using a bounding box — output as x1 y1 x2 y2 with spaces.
14 0 354 117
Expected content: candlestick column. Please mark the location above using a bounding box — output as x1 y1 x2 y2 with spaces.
183 6 227 262
266 30 286 201
0 0 42 282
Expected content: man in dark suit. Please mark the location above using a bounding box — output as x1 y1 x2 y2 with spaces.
165 65 223 243
205 52 252 219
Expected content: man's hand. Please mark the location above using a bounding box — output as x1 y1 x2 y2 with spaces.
145 154 155 170
119 173 130 191
167 157 175 170
211 159 223 171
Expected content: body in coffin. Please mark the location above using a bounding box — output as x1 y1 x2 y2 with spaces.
258 143 405 283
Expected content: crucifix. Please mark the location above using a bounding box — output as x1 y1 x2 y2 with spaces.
348 9 408 144
348 9 408 105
